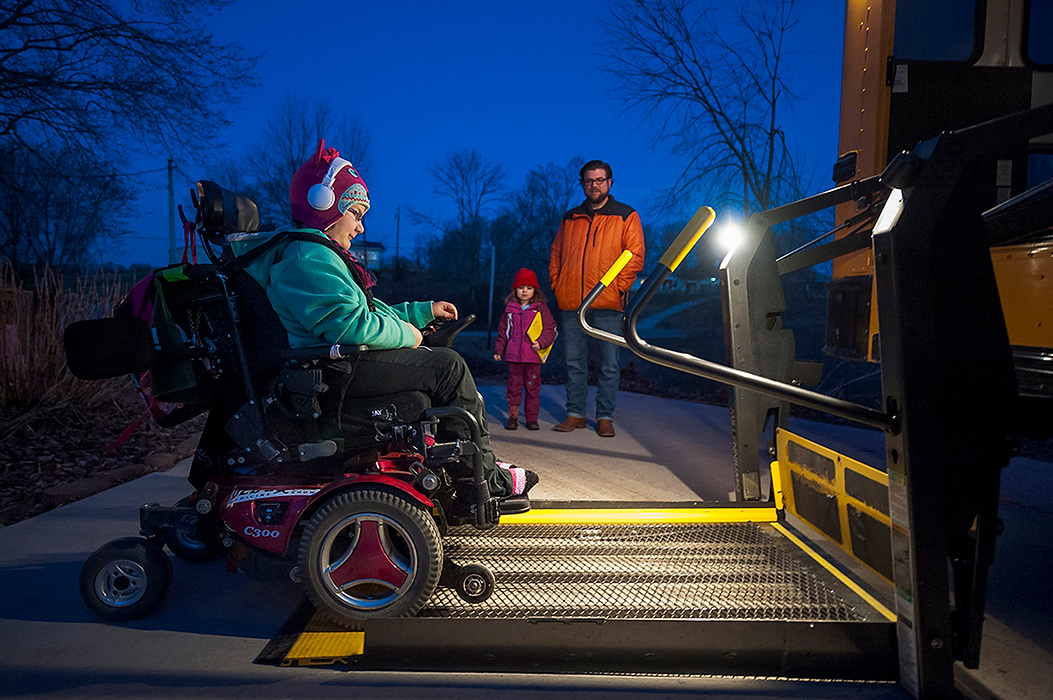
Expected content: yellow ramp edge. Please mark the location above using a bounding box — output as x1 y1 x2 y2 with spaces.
773 522 896 622
501 506 778 525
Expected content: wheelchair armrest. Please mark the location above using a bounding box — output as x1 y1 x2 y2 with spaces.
278 344 368 363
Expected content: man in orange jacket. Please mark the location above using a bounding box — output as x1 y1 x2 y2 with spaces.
548 160 645 437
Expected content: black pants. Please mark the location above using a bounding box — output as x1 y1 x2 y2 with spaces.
341 346 513 498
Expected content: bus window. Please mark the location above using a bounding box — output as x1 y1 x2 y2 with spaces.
893 0 980 62
1029 153 1053 189
1027 0 1053 66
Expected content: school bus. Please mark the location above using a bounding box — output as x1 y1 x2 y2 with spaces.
829 0 1053 399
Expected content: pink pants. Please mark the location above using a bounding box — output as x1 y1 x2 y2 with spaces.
506 362 541 422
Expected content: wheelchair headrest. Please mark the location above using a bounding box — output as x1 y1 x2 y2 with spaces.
194 180 260 237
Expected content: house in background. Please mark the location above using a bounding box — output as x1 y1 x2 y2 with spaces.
349 240 386 269
660 275 718 294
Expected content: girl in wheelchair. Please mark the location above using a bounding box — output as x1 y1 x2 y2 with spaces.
235 139 538 502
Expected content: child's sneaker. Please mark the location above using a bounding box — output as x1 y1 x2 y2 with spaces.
497 460 539 496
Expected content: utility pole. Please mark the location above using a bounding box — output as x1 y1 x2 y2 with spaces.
167 158 176 264
395 205 401 276
487 244 495 347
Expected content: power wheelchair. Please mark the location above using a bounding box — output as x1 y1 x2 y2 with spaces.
64 181 527 625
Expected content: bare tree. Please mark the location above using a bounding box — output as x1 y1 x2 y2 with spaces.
0 147 131 270
410 150 508 298
492 159 583 280
602 0 802 215
0 0 257 159
244 95 373 228
415 150 508 231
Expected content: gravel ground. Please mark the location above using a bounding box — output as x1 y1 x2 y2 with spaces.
0 390 205 526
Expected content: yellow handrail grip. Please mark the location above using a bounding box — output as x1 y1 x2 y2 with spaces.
658 206 717 272
600 250 634 287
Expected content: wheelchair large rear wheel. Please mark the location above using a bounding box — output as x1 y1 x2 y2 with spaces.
299 488 442 624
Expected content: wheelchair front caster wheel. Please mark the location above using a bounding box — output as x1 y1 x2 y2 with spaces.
455 563 495 604
162 497 221 563
79 537 172 621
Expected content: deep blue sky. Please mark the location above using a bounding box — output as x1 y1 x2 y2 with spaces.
119 0 847 267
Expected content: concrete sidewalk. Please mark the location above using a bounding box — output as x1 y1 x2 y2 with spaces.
0 386 1049 699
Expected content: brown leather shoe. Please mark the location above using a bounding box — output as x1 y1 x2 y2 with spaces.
552 416 587 432
597 419 615 437
505 415 518 430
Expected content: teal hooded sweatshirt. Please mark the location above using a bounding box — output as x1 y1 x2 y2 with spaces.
231 229 434 349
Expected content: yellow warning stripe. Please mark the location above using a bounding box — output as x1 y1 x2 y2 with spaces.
772 522 896 622
282 612 364 665
501 506 778 525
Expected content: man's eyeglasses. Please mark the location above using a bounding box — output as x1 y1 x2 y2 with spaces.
582 177 610 186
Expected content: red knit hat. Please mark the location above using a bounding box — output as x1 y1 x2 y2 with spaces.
512 268 539 289
289 139 370 231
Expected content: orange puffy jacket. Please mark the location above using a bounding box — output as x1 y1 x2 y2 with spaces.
548 197 646 311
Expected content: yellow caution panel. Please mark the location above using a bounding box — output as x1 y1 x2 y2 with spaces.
281 612 364 666
772 429 893 585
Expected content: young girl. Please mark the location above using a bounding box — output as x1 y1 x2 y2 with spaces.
233 139 536 501
493 268 557 430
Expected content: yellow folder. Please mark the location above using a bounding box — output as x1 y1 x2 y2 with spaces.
527 312 553 363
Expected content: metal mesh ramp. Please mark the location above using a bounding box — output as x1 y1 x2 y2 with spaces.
258 512 897 678
425 521 883 621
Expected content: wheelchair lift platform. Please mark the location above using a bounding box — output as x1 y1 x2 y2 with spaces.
257 499 897 680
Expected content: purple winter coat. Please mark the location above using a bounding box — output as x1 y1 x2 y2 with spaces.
494 299 557 364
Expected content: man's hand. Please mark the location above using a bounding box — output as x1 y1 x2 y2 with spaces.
531 341 541 351
432 301 458 320
493 354 502 361
409 324 423 348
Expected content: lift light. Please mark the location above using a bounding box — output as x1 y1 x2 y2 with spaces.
716 221 745 255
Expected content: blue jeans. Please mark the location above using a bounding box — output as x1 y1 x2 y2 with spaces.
560 309 622 421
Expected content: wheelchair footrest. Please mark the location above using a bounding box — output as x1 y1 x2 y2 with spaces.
498 495 530 515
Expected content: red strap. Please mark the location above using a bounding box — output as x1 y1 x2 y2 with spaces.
105 373 160 452
181 220 197 264
104 403 151 452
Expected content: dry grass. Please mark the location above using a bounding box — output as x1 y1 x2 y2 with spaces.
0 264 131 437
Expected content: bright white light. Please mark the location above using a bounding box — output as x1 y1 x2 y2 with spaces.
716 221 745 254
873 188 904 235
